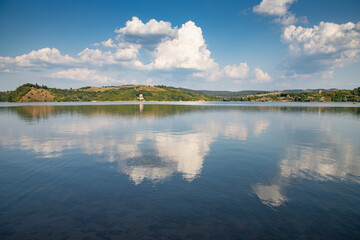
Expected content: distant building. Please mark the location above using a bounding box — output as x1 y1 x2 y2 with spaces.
138 94 144 100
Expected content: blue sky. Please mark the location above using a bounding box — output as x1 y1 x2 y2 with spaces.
0 0 359 91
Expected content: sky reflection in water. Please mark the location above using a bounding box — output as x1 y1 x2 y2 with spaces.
0 103 359 239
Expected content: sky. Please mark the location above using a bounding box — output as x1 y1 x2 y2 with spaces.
0 0 359 91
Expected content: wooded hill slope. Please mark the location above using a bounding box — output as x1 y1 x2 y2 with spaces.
0 83 359 102
0 84 216 102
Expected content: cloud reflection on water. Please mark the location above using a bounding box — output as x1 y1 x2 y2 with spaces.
0 106 223 183
0 104 359 207
252 119 360 208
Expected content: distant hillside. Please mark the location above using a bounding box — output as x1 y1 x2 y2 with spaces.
0 84 359 103
178 88 269 97
0 84 215 102
281 88 339 93
229 88 360 102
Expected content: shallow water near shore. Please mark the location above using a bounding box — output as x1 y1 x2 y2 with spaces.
0 102 359 239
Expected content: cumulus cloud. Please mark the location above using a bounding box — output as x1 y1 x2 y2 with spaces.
193 62 250 81
192 68 223 81
252 67 272 83
253 0 302 26
74 17 224 81
78 46 139 66
78 48 116 66
150 21 218 72
282 21 360 74
0 48 76 68
194 62 271 83
115 16 176 46
101 38 117 48
49 68 118 83
15 48 77 66
253 0 294 16
224 63 250 79
0 16 268 86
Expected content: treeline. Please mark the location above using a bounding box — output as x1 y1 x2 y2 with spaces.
0 83 49 102
1 83 359 103
0 84 216 102
217 87 360 102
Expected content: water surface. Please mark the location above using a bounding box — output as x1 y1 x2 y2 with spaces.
0 103 359 239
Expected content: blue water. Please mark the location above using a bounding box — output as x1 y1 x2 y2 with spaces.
0 103 359 239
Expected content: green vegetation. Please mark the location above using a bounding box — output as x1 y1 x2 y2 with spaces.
227 88 360 102
0 83 49 102
0 83 359 103
0 83 215 102
178 88 269 98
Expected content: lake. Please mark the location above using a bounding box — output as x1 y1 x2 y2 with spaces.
0 102 359 239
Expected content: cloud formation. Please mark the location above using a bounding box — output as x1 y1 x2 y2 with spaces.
0 48 76 68
0 17 270 86
282 21 360 75
253 0 294 16
224 63 250 79
253 0 302 26
252 67 272 83
100 38 118 48
150 21 218 71
115 16 176 47
50 68 118 83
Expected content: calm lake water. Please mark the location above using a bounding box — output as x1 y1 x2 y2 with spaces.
0 102 359 239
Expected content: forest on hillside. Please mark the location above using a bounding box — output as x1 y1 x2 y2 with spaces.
0 83 359 103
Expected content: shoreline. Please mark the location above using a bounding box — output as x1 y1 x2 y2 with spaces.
0 101 359 107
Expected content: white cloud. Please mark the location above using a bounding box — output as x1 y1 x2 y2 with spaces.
0 56 15 68
49 68 118 83
253 0 294 16
78 48 116 66
224 63 250 79
115 16 176 46
282 21 360 74
78 46 139 66
116 16 175 37
274 13 298 26
150 21 218 72
113 45 139 60
252 67 272 83
192 68 223 81
283 22 360 55
253 0 301 26
16 48 76 66
101 38 117 48
0 17 263 86
0 48 76 68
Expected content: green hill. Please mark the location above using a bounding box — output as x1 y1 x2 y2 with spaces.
0 84 216 102
0 84 359 103
178 88 269 98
